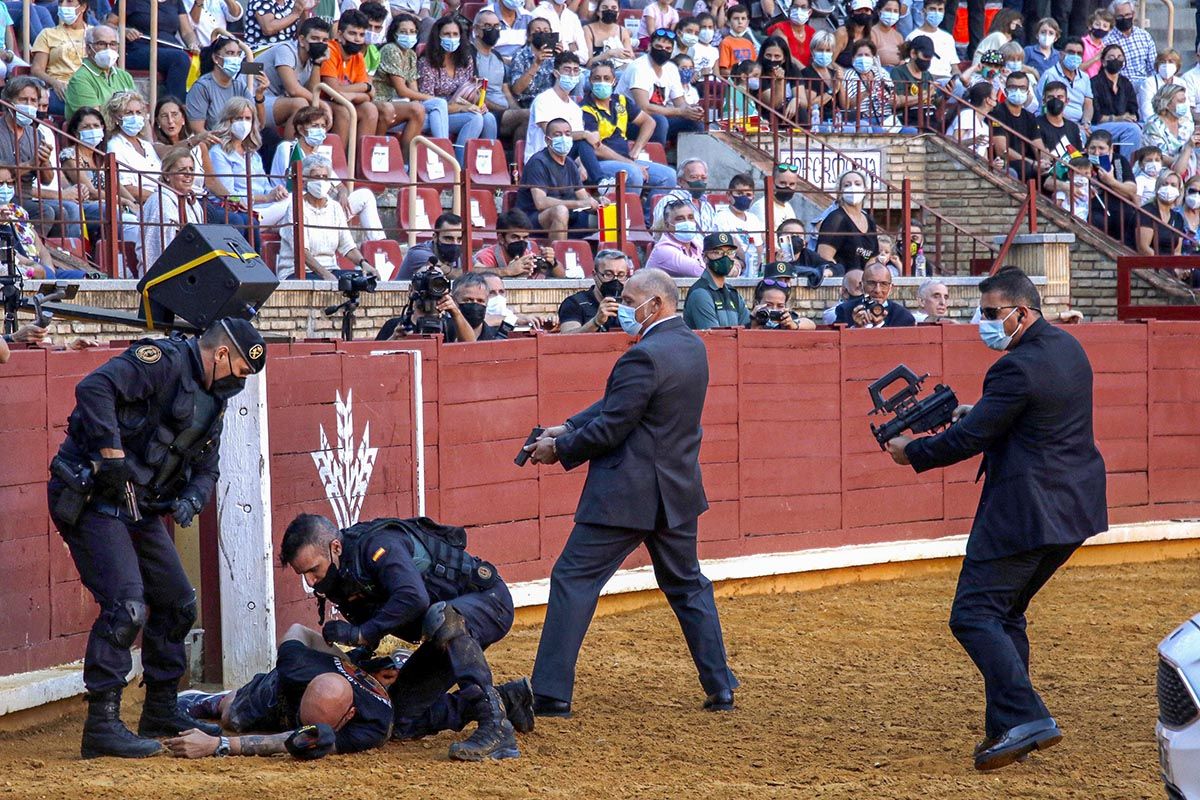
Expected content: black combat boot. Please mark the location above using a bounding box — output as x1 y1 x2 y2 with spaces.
81 689 163 759
497 677 535 734
138 681 222 738
448 685 520 761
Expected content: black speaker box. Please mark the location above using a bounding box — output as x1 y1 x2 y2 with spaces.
136 224 279 330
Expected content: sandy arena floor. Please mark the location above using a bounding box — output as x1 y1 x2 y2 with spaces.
0 556 1191 800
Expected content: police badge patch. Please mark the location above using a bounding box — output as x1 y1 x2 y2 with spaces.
134 345 162 364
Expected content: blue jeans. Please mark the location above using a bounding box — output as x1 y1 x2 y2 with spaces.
125 38 192 101
23 196 82 238
447 111 497 164
421 97 449 139
1092 121 1142 155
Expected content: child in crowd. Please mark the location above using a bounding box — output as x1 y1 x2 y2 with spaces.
1024 17 1061 76
674 53 699 105
692 13 720 76
719 4 758 78
638 0 679 47
1081 8 1113 77
1132 145 1166 204
724 59 761 124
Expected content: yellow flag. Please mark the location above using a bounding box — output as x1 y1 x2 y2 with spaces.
185 54 201 90
599 202 619 246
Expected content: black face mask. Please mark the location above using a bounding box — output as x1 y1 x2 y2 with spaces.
764 58 784 70
650 48 672 65
459 301 487 328
598 277 623 298
209 350 246 400
341 39 365 55
600 8 618 23
531 32 553 49
435 240 461 263
1010 25 1023 41
1044 97 1065 116
504 238 528 258
311 543 342 597
307 40 328 60
1104 59 1123 74
851 11 873 25
789 234 806 256
775 188 795 203
1090 26 1106 39
480 28 501 47
914 56 932 70
1114 16 1133 31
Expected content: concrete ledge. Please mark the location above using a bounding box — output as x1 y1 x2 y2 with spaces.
990 233 1077 246
0 652 140 718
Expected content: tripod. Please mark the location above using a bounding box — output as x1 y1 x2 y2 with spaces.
324 290 363 341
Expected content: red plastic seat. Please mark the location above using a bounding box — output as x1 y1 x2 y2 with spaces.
466 189 499 246
261 239 280 273
514 140 526 170
617 193 655 244
413 137 456 187
619 240 642 271
552 239 594 277
465 139 510 188
361 239 405 281
312 132 351 181
357 134 410 188
641 142 668 165
44 236 85 260
398 187 444 240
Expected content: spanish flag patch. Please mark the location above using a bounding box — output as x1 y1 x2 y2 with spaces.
372 547 387 562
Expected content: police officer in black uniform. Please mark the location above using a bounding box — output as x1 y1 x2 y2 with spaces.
48 318 267 759
279 513 534 762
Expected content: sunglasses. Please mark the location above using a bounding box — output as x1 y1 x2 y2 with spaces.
777 163 799 173
978 305 1019 320
653 28 677 39
761 278 790 288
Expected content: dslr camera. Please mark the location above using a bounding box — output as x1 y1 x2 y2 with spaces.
411 264 451 313
754 307 790 324
861 296 883 317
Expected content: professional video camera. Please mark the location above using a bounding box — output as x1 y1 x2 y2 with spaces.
411 263 451 313
867 364 958 449
324 269 378 341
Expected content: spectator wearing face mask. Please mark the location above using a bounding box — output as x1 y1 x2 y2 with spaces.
651 158 718 234
478 271 556 331
1084 129 1138 242
207 97 292 240
1179 175 1200 256
691 13 719 76
1101 0 1156 84
397 212 464 279
714 172 764 276
683 232 749 330
1131 145 1166 204
718 5 757 78
65 26 136 121
187 37 264 133
817 169 879 272
490 0 532 61
359 1 390 74
748 280 813 330
1091 43 1141 151
905 0 956 80
583 0 634 70
766 0 815 67
802 30 846 126
618 28 705 145
257 19 340 141
1036 37 1095 127
646 198 705 277
322 10 387 146
1142 83 1197 175
376 13 451 145
277 154 378 280
507 18 562 110
844 39 896 130
674 54 700 106
989 71 1047 182
30 0 89 116
526 51 586 163
472 209 562 278
103 90 161 236
1136 170 1185 255
1037 81 1084 164
417 15 499 164
997 41 1039 111
557 248 628 333
835 0 875 70
1023 17 1061 76
890 36 937 128
750 163 799 230
515 117 607 240
870 0 904 67
756 36 803 119
1139 49 1193 125
474 10 530 152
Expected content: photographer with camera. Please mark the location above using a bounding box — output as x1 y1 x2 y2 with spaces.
376 266 479 342
833 262 915 328
396 213 465 280
472 210 563 278
683 232 750 330
558 249 628 333
747 279 816 330
278 154 378 280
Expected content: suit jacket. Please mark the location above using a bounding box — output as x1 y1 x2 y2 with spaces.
833 296 917 327
906 318 1108 560
555 316 709 531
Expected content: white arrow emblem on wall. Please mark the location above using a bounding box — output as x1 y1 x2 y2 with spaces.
311 388 378 529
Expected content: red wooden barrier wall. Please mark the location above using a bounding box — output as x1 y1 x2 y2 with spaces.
2 322 1198 679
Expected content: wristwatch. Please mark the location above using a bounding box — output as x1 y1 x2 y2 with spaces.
214 736 231 757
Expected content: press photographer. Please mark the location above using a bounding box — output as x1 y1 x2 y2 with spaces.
396 213 465 280
747 280 816 330
833 263 916 328
376 268 486 343
558 249 628 333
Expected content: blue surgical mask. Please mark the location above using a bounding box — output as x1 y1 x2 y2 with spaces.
1005 60 1023 73
679 67 694 83
304 127 327 147
0 184 14 204
1176 102 1191 118
812 50 832 68
80 127 104 147
924 9 943 26
978 307 1018 350
396 33 417 49
1087 153 1101 166
617 296 652 336
221 56 243 78
1006 88 1027 106
879 9 899 25
680 32 698 47
852 55 873 72
673 219 698 242
440 36 460 52
502 0 524 9
789 7 810 24
558 73 580 92
747 76 761 90
549 134 572 155
13 104 36 127
58 5 78 24
1062 52 1083 71
591 81 613 99
121 113 145 136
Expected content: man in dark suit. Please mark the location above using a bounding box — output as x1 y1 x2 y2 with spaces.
884 266 1107 771
833 263 917 327
524 268 738 718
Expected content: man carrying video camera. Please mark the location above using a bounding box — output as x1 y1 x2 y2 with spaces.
833 262 915 328
558 249 628 333
377 267 483 342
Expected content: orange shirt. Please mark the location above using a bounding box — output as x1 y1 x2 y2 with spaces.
719 34 757 71
320 39 368 85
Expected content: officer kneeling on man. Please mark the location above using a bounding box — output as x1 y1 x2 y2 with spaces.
279 514 534 762
48 318 266 759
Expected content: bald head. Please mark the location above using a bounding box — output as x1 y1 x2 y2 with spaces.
299 672 354 729
841 268 863 300
624 268 678 311
862 263 893 302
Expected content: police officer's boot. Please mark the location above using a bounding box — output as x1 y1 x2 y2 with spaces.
448 684 520 762
137 681 222 738
81 689 163 759
498 677 536 734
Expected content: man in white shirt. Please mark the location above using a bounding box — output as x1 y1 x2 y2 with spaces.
182 0 244 47
904 0 956 80
712 172 763 275
618 29 704 146
749 163 799 229
526 51 585 162
531 0 587 62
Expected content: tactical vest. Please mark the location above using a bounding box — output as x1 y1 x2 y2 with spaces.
582 96 630 144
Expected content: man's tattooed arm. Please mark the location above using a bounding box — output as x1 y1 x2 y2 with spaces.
230 733 291 756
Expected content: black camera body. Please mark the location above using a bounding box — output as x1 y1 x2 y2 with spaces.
411 264 451 313
861 296 882 316
754 307 790 324
412 314 446 335
867 364 959 449
332 269 377 296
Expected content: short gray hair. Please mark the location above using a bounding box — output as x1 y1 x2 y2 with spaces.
917 279 947 300
1107 0 1133 13
86 25 117 47
594 249 628 274
676 158 706 180
2 75 40 102
1153 81 1188 116
627 268 678 310
452 272 489 298
301 152 333 174
811 29 835 52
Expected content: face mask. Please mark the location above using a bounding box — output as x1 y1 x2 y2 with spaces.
93 48 118 69
1114 16 1133 32
650 48 672 65
699 28 714 43
1090 26 1106 39
707 254 733 276
1187 193 1200 210
480 28 501 47
1005 60 1023 73
686 179 707 199
591 81 614 99
914 55 932 70
1143 161 1162 177
673 219 698 242
549 134 572 155
0 184 14 204
502 0 524 9
681 32 698 47
369 30 388 45
1044 96 1065 116
230 119 252 140
310 544 343 597
978 307 1018 350
732 195 752 211
1104 59 1123 75
852 55 873 73
553 0 566 5
764 58 785 72
1158 185 1181 203
851 11 872 25
209 350 247 400
459 301 487 328
486 295 509 318
617 296 652 336
121 113 145 136
813 50 832 67
774 188 795 203
1006 88 1027 106
747 76 761 90
1176 102 1191 118
1087 153 1101 166
842 187 864 205
679 67 695 83
396 33 417 49
504 238 528 258
12 104 36 127
221 56 243 78
558 73 580 92
80 127 104 147
307 40 328 60
597 276 623 298
1063 52 1082 70
600 8 618 22
924 9 943 26
878 10 899 26
304 127 328 147
342 39 365 55
59 6 78 24
306 178 330 198
1160 63 1179 80
1038 31 1055 47
438 37 459 52
435 240 461 263
790 7 811 24
1072 174 1089 189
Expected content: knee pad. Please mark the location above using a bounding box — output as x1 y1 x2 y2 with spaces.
99 599 147 649
422 602 467 647
163 594 198 643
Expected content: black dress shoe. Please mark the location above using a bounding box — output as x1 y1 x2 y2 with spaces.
703 689 735 712
532 694 572 718
974 717 1062 771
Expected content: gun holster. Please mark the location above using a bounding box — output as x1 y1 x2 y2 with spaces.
50 456 94 527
